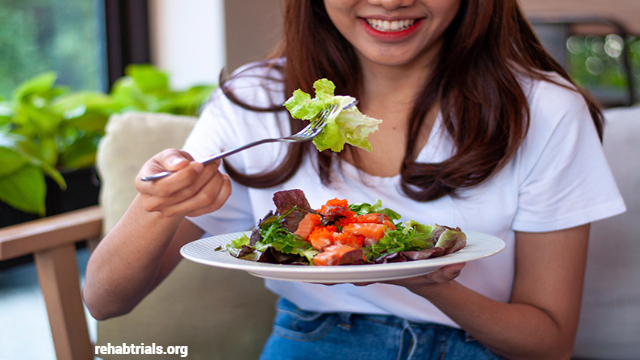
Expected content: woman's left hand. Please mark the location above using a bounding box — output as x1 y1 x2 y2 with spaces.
348 262 466 288
385 262 466 287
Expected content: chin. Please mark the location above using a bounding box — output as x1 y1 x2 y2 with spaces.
361 52 420 68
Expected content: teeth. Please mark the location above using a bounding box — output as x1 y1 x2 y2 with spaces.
366 19 416 32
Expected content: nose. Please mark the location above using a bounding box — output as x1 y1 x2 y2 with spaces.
367 0 416 10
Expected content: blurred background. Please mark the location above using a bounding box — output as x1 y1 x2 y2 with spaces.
0 0 638 359
0 0 638 107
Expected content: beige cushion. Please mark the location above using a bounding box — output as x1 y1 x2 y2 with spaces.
97 112 198 232
573 106 640 359
94 112 277 360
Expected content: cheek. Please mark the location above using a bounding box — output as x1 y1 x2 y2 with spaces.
323 2 358 38
323 0 352 15
429 0 461 19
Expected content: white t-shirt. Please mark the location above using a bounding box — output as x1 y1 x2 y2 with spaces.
183 64 626 328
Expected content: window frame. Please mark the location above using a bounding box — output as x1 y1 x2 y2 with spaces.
104 0 151 88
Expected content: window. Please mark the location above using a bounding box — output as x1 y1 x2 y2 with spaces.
0 0 107 98
0 0 151 99
566 34 640 106
531 17 639 108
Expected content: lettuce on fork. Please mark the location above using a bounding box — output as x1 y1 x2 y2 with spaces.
283 78 383 152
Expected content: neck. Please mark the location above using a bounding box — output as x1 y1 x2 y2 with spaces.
357 43 440 115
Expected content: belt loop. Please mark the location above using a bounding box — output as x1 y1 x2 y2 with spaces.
337 312 352 330
400 320 418 360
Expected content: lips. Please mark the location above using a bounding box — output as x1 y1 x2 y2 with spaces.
360 17 423 39
365 18 418 32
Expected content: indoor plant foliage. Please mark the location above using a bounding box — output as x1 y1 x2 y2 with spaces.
0 64 216 216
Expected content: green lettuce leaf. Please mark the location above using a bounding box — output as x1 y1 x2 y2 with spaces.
283 79 382 152
348 199 401 220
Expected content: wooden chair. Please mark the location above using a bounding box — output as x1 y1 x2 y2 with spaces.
0 206 102 360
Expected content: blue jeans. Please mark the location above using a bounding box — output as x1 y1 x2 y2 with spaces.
260 298 507 360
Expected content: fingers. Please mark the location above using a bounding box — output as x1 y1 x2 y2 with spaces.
380 262 466 288
442 262 465 278
178 172 232 217
424 262 466 283
135 149 232 218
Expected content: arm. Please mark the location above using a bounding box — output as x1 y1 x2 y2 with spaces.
83 149 232 320
391 225 589 360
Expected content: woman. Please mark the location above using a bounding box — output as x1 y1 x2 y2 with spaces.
83 0 626 359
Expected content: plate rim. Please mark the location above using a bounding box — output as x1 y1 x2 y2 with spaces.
180 230 506 282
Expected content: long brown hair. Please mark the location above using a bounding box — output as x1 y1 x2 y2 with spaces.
221 0 603 201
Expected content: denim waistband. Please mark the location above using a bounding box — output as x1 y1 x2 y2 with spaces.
277 297 461 332
261 297 505 360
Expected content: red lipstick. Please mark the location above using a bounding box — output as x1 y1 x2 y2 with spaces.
360 18 424 40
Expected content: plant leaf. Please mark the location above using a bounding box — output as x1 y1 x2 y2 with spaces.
63 109 110 134
36 160 66 190
13 72 58 103
127 64 170 93
0 165 46 215
0 132 29 176
59 132 99 169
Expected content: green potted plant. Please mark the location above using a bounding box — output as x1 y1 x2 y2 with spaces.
0 64 216 226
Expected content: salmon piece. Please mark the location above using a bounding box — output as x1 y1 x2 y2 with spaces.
342 222 388 242
333 231 364 249
308 226 336 250
353 213 396 230
313 244 358 266
294 213 322 240
353 213 384 223
318 198 349 216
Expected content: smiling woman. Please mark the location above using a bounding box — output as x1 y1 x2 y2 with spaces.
323 0 460 69
82 0 626 359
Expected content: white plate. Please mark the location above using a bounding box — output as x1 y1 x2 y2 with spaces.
181 231 506 283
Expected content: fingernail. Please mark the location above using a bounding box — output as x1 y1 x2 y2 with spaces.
170 158 185 165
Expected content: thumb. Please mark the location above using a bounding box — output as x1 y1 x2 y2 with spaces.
166 156 190 171
159 149 194 171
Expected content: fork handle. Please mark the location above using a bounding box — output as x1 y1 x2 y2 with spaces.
140 137 278 181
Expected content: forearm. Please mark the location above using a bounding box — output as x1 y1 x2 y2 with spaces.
83 195 187 320
412 281 574 360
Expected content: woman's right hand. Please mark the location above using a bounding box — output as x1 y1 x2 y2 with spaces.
134 148 232 218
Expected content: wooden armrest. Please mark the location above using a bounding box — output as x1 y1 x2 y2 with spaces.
0 205 103 360
0 205 103 261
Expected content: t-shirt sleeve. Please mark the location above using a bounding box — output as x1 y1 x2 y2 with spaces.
512 82 626 232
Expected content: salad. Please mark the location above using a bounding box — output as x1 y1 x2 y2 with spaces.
283 78 383 152
218 189 466 266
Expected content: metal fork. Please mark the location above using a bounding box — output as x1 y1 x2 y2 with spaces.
141 101 356 181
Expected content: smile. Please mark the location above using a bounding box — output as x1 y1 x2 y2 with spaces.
365 18 418 32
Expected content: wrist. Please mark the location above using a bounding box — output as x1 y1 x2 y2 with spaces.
404 278 460 300
131 195 185 227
